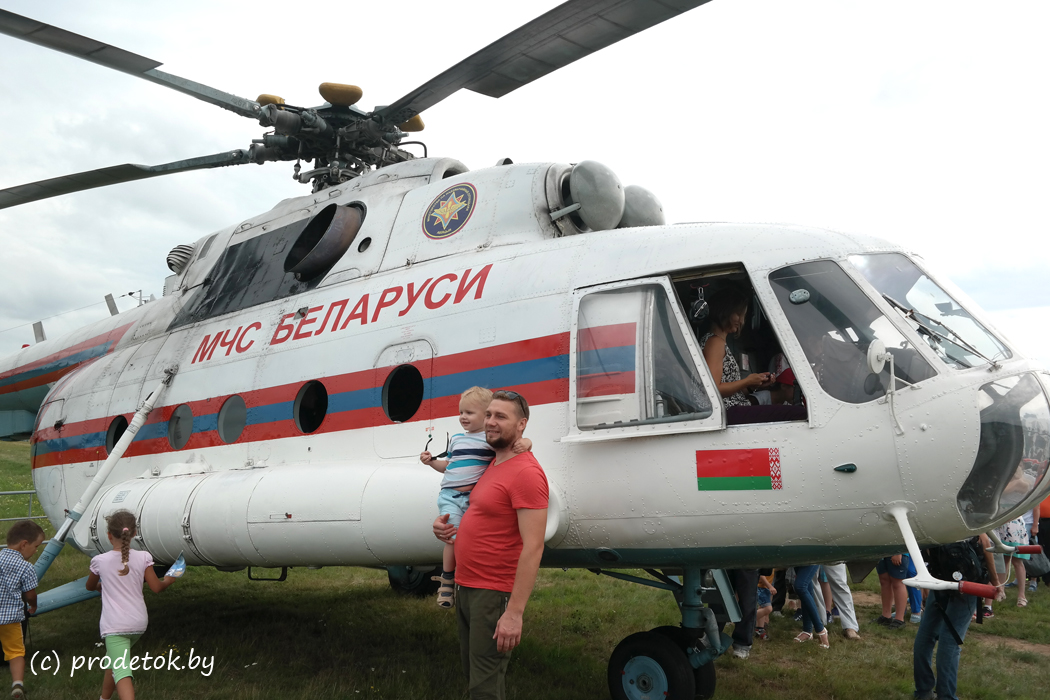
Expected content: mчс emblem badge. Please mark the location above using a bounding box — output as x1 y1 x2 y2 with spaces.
423 183 477 239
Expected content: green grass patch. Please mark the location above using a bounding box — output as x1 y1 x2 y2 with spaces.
0 440 1046 698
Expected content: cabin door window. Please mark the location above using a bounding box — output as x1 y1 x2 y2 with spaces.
570 278 721 437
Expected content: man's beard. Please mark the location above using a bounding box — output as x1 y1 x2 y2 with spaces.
487 432 513 449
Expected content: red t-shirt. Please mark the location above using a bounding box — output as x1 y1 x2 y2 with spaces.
454 452 549 593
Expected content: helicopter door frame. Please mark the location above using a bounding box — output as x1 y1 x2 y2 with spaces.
562 276 725 444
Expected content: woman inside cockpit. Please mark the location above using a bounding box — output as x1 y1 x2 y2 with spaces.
699 285 773 408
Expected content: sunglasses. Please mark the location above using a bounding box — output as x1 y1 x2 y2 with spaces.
492 390 529 419
424 432 450 459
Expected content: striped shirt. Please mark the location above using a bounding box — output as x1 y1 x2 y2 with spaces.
0 548 37 624
440 431 496 489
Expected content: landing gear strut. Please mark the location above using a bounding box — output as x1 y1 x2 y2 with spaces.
602 568 736 700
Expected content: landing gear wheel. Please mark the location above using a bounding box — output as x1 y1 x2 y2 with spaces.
650 626 717 700
386 566 441 597
608 631 696 700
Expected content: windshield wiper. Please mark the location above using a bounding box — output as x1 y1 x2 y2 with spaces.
881 294 1000 369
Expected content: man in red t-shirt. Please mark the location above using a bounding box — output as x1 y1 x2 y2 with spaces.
433 390 548 699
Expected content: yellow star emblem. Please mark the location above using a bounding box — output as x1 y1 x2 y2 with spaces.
430 193 468 230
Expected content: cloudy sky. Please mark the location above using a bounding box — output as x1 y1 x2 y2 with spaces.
1 0 1048 366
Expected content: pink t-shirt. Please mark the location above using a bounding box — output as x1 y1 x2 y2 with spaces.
89 549 154 636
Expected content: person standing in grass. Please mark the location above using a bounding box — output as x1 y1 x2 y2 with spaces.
792 564 829 648
753 574 776 641
0 520 44 700
874 553 911 629
86 510 176 700
422 386 531 609
433 390 548 700
913 533 999 700
822 563 861 639
995 516 1031 606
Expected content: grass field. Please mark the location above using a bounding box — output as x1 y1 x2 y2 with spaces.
0 440 1045 699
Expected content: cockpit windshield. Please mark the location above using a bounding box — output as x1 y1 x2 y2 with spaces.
848 253 1011 369
769 261 936 404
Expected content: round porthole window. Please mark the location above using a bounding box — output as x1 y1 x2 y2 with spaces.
382 365 424 422
105 415 129 454
294 381 328 434
218 395 247 444
167 404 193 450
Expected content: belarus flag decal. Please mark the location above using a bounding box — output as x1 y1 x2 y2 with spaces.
696 448 783 491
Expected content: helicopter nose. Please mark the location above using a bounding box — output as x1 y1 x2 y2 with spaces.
956 372 1050 529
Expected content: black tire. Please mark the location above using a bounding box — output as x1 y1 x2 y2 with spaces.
693 660 716 700
386 565 441 597
608 631 695 700
650 626 717 700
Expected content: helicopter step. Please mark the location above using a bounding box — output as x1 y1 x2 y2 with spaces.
601 568 738 700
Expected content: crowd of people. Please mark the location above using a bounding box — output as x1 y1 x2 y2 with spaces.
720 494 1049 700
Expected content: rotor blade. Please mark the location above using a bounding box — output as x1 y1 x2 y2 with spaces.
0 151 249 210
0 10 260 119
377 0 714 124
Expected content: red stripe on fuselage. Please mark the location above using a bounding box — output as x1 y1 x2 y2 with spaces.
33 334 571 467
33 415 114 444
0 323 134 394
579 323 635 352
579 371 636 398
432 333 569 376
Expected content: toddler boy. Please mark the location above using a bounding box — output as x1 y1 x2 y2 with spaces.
0 520 44 700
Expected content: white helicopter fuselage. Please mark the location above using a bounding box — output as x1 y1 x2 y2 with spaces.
5 157 1048 572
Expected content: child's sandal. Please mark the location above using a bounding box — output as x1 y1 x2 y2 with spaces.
816 629 830 649
432 576 455 608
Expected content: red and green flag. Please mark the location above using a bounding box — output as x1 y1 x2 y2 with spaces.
696 448 783 491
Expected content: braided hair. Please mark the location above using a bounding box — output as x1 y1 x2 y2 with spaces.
105 509 137 576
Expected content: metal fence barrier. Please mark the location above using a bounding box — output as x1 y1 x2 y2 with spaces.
0 490 50 548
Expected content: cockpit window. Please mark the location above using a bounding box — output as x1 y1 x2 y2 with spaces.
848 253 1011 369
957 373 1050 528
769 261 937 404
576 284 712 429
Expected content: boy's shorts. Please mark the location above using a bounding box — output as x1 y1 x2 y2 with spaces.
876 555 910 580
104 633 142 683
756 587 772 608
437 488 472 528
0 622 24 661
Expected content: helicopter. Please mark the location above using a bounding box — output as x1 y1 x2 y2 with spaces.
2 1 1050 699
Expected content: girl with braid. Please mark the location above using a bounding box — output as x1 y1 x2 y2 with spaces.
86 510 176 700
